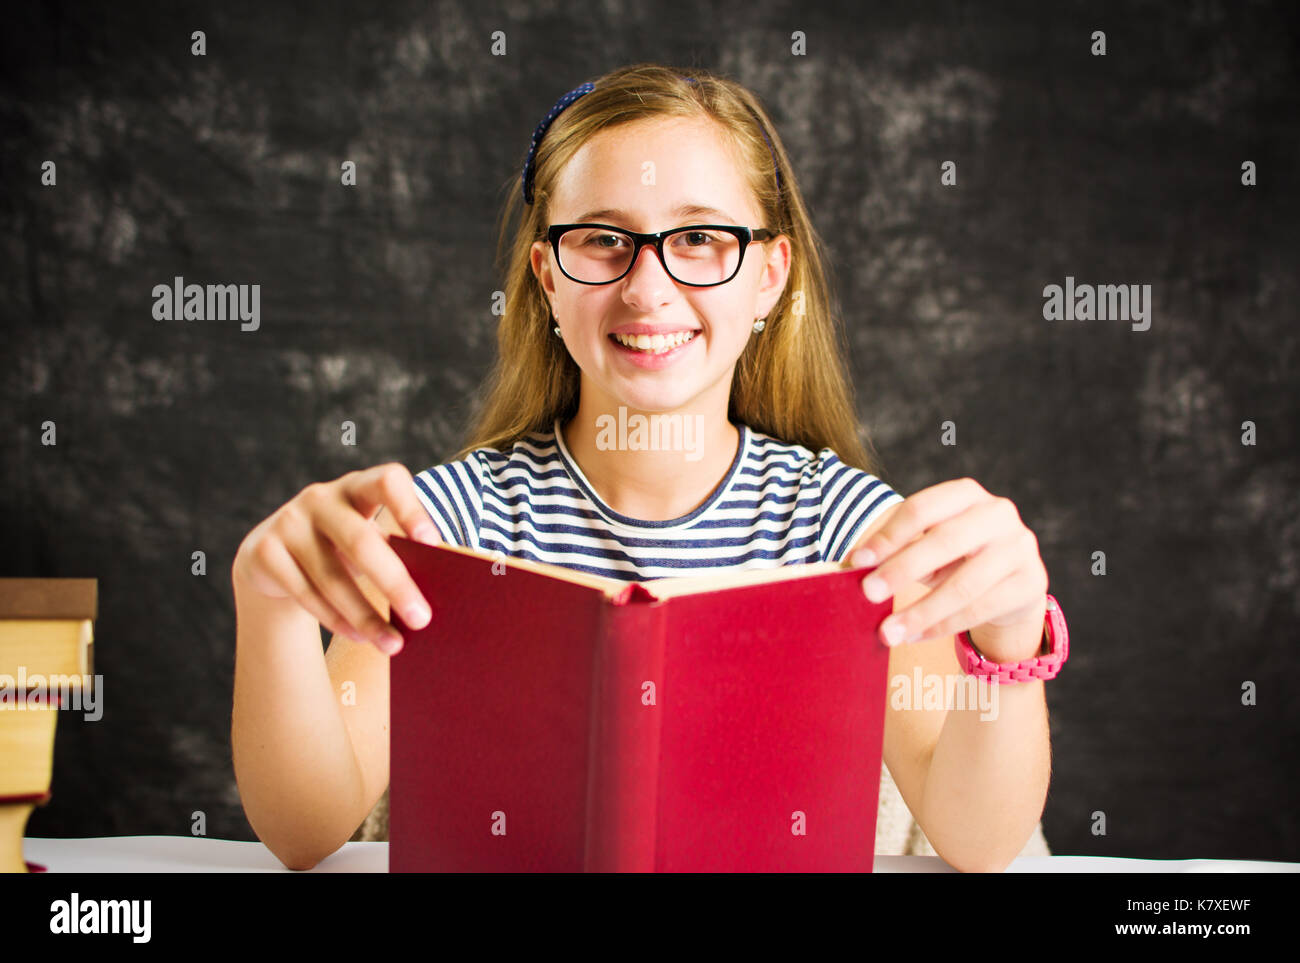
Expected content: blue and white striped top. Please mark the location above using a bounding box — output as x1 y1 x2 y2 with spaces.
412 419 903 583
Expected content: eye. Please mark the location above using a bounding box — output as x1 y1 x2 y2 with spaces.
580 232 629 249
674 230 724 247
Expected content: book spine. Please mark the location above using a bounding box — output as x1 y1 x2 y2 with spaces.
583 585 666 872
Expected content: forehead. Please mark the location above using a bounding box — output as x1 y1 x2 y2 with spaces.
549 116 758 226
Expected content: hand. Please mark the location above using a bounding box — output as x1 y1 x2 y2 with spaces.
233 463 443 655
848 478 1049 664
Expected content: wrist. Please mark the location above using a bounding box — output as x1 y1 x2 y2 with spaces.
232 557 320 641
967 618 1047 665
956 594 1069 684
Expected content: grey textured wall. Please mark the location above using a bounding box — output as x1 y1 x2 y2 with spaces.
2 0 1297 861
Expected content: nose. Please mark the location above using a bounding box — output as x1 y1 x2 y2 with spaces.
617 242 676 312
621 238 677 298
629 238 671 277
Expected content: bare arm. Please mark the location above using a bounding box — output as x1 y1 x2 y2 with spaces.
847 502 1052 872
231 575 374 869
230 467 438 869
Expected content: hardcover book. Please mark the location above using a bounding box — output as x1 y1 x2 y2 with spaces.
387 537 893 872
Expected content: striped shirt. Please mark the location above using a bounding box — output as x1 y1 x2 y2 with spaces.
412 419 903 582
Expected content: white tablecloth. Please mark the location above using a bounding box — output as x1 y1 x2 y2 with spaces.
21 836 1300 873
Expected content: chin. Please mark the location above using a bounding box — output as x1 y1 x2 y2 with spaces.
606 393 694 414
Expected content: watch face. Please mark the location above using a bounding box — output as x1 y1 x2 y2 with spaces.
1043 594 1068 664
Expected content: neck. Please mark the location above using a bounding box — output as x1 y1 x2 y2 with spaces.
560 397 741 523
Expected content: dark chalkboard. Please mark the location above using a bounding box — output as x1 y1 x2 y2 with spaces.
2 0 1297 864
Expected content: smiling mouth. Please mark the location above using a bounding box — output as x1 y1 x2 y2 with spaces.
609 331 699 354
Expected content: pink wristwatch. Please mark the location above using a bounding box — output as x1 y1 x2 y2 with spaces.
955 594 1069 683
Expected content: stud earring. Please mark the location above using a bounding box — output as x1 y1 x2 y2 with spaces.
752 317 766 333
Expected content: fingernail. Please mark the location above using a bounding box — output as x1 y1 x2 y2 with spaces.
414 523 440 545
851 547 877 567
377 629 404 653
403 601 431 628
862 575 890 603
880 619 905 646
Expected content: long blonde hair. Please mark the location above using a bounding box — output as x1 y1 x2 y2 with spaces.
451 62 889 478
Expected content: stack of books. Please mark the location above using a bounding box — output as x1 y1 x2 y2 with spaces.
0 578 96 873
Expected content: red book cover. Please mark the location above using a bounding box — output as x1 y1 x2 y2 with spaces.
387 537 894 872
0 792 53 805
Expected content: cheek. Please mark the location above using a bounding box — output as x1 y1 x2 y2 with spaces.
707 300 758 345
555 291 604 331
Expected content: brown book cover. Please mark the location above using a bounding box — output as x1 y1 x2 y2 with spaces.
0 578 97 620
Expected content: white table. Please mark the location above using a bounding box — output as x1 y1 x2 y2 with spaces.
22 837 1300 872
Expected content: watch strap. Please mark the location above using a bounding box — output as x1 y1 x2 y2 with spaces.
955 594 1069 683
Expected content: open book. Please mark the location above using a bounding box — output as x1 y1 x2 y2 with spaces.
386 537 894 872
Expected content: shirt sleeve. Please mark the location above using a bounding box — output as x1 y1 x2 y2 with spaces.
815 449 905 563
412 454 484 549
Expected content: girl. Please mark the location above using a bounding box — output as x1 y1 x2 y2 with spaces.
232 63 1059 872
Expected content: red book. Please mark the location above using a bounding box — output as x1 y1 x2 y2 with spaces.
388 537 894 872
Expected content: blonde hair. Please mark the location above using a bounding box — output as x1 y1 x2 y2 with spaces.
451 62 889 478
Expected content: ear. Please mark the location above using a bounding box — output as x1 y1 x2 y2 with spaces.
530 241 556 299
756 233 792 316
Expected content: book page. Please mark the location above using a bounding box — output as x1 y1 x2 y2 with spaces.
641 561 848 598
406 540 863 600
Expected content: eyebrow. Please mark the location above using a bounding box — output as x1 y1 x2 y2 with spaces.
573 203 737 224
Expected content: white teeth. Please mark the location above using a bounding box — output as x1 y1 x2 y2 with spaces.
612 330 697 353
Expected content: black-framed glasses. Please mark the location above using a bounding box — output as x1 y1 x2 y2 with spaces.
546 223 776 286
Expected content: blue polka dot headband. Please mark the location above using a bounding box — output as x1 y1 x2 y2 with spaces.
521 76 782 205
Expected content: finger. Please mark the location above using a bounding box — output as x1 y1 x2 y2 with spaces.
860 496 1015 604
916 556 963 589
346 463 442 545
849 478 991 567
304 522 410 648
254 527 385 650
901 568 1039 650
312 485 433 631
280 503 407 647
882 543 1032 647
